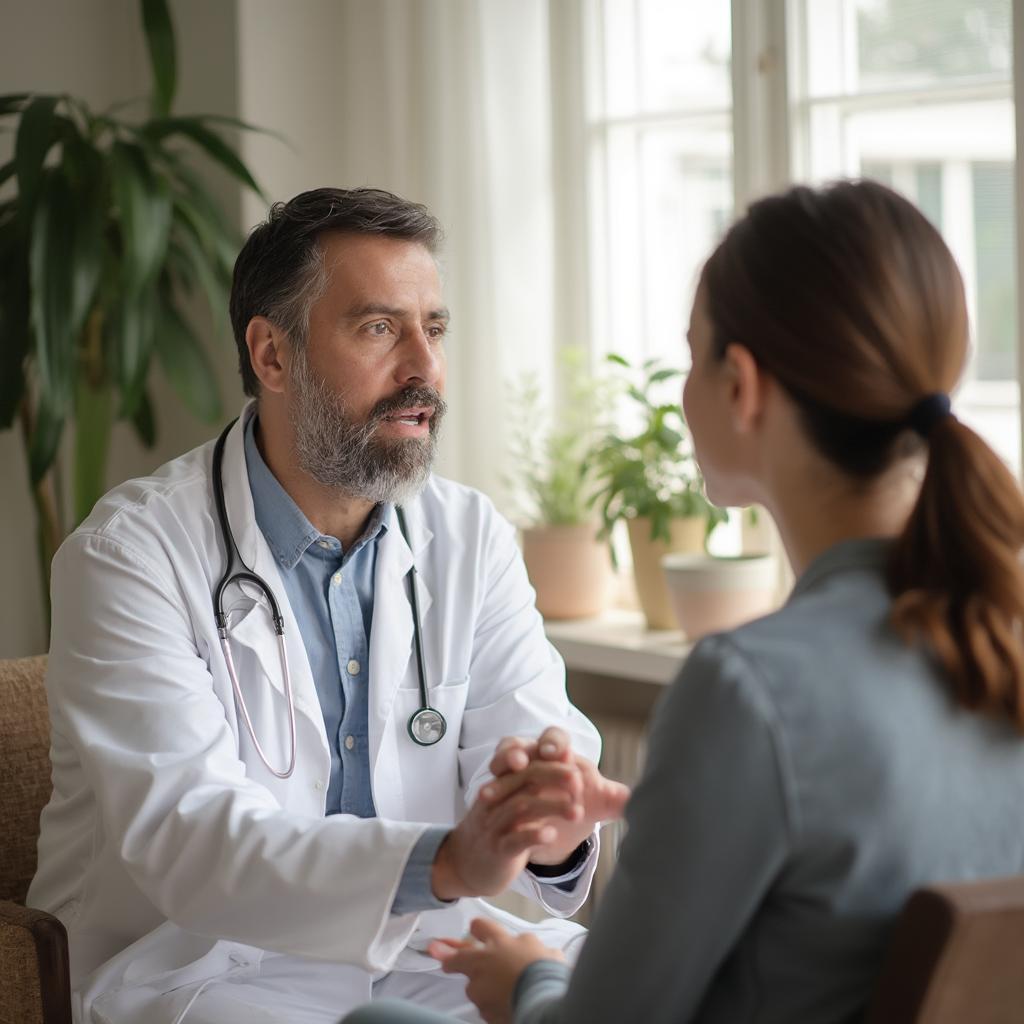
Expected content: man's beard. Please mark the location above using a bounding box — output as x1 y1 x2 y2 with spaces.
288 347 446 506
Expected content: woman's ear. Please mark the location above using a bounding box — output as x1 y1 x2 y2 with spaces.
246 316 289 395
722 343 767 435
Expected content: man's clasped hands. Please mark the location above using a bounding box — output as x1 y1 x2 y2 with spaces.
427 727 631 1023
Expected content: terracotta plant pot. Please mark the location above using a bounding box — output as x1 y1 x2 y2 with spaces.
521 523 613 620
626 516 706 630
661 552 778 640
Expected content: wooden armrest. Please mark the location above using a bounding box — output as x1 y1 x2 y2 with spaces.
0 900 71 1024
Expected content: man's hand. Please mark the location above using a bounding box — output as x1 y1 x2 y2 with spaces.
431 757 585 900
485 726 630 866
429 918 564 1024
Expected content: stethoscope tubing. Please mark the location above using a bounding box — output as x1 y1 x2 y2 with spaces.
211 419 444 780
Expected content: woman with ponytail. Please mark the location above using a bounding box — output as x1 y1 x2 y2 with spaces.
345 181 1024 1024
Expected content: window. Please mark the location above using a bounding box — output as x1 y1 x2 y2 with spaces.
581 0 1020 472
585 1 733 371
790 0 1018 469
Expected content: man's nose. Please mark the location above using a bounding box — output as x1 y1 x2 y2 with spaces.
397 325 443 386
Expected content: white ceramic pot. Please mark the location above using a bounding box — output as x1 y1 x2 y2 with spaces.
661 552 778 640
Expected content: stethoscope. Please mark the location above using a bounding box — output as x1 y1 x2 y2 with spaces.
211 419 447 780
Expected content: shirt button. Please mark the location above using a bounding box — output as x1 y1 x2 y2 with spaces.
344 735 355 751
347 659 360 675
317 539 330 549
332 571 343 587
314 780 324 791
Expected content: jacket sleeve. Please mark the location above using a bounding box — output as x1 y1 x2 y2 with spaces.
512 635 795 1024
456 507 602 916
47 530 424 970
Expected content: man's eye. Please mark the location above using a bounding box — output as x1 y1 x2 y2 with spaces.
427 324 447 340
368 321 391 336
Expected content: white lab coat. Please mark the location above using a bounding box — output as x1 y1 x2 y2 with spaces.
28 410 600 1023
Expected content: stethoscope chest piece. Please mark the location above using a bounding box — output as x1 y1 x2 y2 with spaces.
408 706 446 746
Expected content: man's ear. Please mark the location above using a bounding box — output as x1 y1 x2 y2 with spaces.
722 343 767 435
246 316 289 395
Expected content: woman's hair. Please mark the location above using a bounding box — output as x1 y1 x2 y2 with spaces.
701 179 1024 730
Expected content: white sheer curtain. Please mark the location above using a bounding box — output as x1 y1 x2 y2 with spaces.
239 0 563 505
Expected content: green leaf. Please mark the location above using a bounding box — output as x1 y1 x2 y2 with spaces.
141 0 177 117
29 171 76 413
15 95 59 221
657 425 683 449
131 388 157 447
171 183 237 280
606 353 630 368
114 283 158 415
143 117 264 197
154 298 222 422
647 367 681 384
63 143 106 341
0 93 31 117
193 112 290 147
110 141 173 293
0 238 30 428
627 385 651 408
171 218 229 333
28 396 64 484
73 375 113 524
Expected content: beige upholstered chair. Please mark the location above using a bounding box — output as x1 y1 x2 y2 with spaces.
0 656 70 1024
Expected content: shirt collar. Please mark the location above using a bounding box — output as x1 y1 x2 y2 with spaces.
242 409 388 570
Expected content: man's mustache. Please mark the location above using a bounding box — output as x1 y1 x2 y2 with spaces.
370 387 448 427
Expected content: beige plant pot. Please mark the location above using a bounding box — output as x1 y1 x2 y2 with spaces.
661 552 778 640
626 516 706 630
521 523 613 620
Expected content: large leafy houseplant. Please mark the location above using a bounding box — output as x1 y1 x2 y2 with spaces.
0 0 266 619
589 353 726 549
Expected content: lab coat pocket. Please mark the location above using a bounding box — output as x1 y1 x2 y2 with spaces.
393 677 469 824
87 923 260 1023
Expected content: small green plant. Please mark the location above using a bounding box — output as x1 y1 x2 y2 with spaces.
0 0 270 620
588 353 726 547
504 348 612 528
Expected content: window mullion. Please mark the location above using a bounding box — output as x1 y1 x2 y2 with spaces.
731 0 792 211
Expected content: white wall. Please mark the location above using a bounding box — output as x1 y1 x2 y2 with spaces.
236 0 560 496
0 0 243 655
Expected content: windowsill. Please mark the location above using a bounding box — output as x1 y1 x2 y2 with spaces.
544 609 691 686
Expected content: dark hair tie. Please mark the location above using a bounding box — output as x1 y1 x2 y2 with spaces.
907 392 952 438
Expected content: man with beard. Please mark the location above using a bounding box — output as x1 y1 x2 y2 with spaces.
29 188 627 1024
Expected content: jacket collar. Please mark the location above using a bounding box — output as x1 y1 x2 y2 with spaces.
789 536 891 602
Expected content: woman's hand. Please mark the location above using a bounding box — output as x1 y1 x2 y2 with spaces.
428 918 565 1024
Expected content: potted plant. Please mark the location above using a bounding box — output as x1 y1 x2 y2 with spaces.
589 353 727 630
505 350 613 619
0 0 267 623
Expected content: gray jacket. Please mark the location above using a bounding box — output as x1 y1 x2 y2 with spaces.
516 538 1024 1024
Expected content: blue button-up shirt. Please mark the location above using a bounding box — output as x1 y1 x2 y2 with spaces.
245 412 381 818
243 412 585 913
